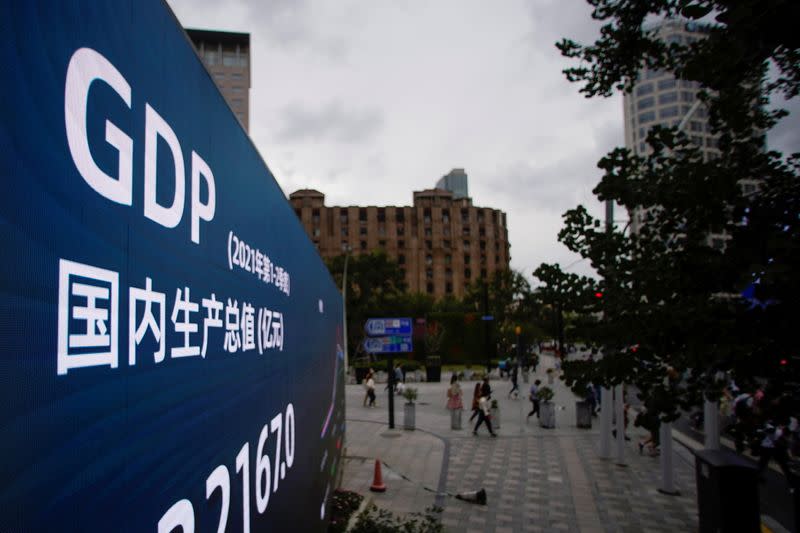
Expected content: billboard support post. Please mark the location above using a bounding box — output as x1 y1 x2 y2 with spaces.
388 355 395 429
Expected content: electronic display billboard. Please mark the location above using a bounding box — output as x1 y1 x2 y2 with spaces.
0 1 345 531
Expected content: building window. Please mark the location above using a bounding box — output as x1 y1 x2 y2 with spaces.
341 241 348 251
689 121 703 132
398 239 405 248
658 91 678 105
378 208 386 222
443 240 451 249
479 228 486 237
426 255 433 266
462 227 471 236
464 254 471 264
359 208 367 222
445 254 452 265
442 210 450 224
635 83 654 96
340 209 348 222
379 240 386 248
313 228 320 237
463 240 470 249
446 282 453 294
398 254 406 265
659 106 679 119
397 224 405 236
464 268 472 279
423 208 431 225
426 269 433 279
461 209 469 224
360 227 367 236
360 241 367 250
481 268 487 279
396 211 405 222
426 283 434 294
638 111 656 123
425 240 432 250
424 227 432 237
657 78 677 91
637 96 655 110
341 227 348 236
445 268 453 279
294 208 301 218
681 91 694 102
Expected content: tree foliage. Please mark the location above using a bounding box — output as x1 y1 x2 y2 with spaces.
556 1 800 419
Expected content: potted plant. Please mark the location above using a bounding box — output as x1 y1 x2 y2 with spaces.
538 386 556 428
490 398 500 429
403 387 418 430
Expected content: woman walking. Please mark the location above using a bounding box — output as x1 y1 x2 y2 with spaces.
469 382 482 422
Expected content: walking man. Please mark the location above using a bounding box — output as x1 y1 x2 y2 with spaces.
527 379 541 419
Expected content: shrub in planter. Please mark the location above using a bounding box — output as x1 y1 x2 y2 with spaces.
328 489 364 533
351 504 443 533
403 387 418 430
538 386 556 428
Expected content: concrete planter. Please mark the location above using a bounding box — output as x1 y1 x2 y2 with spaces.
490 406 500 429
540 401 556 428
450 408 463 430
404 403 416 430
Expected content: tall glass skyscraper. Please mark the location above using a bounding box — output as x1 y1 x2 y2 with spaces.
436 168 470 200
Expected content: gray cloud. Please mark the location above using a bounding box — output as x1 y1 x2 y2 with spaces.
274 101 384 144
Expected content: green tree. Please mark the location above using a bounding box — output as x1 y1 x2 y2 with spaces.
463 269 536 358
532 263 600 355
326 250 407 361
555 1 800 420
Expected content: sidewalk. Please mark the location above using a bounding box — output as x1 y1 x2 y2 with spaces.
339 356 703 532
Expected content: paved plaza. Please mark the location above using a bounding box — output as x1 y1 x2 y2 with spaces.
339 355 787 532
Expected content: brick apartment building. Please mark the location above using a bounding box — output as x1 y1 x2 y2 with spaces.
289 177 510 299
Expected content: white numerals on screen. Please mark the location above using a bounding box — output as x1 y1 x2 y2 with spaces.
270 413 283 492
205 465 230 533
236 443 251 533
158 499 194 533
256 423 272 512
158 403 296 532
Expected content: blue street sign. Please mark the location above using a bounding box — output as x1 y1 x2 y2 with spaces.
481 315 494 321
363 335 413 354
364 317 412 336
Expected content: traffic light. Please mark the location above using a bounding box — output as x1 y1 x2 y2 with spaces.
594 291 603 299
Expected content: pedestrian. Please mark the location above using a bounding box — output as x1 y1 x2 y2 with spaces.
365 371 376 407
469 382 482 422
447 374 464 411
508 364 519 399
473 394 497 437
757 420 794 487
363 369 374 407
481 376 492 399
527 379 541 419
636 407 660 456
531 353 539 373
393 363 404 394
585 382 597 417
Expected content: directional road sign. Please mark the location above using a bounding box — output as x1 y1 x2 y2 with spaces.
364 317 412 336
363 335 413 354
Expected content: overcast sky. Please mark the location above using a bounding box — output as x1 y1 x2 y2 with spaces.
166 0 798 285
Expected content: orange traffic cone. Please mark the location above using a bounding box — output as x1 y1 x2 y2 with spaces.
369 459 386 492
